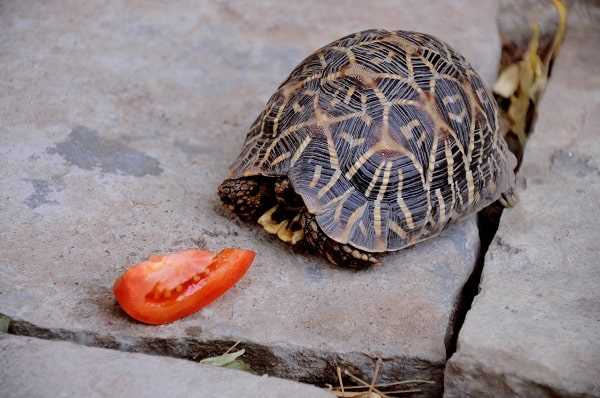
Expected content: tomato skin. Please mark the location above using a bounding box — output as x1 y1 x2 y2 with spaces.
113 248 255 325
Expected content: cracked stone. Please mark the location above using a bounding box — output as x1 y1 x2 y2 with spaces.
0 1 500 396
445 5 600 398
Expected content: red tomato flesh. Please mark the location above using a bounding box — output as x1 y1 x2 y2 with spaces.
113 248 255 325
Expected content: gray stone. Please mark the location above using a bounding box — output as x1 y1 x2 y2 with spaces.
0 1 499 394
0 334 333 398
444 6 600 398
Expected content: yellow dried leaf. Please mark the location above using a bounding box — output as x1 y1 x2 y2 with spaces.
493 64 520 98
496 0 568 150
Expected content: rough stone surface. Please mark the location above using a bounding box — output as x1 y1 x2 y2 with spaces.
0 1 499 394
0 334 333 398
445 6 600 398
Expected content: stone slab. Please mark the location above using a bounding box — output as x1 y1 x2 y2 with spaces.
445 5 600 398
0 334 333 398
0 1 499 393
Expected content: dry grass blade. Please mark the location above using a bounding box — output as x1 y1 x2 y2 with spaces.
223 340 241 354
327 358 434 397
380 389 423 395
341 380 435 390
331 392 382 398
193 340 241 361
343 369 389 397
369 359 383 393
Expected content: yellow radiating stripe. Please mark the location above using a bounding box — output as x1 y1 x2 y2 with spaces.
290 135 312 167
270 152 290 166
365 161 385 198
445 141 455 180
406 51 414 78
345 148 376 180
344 86 356 104
318 169 342 198
466 169 475 204
391 98 419 107
318 52 327 67
389 220 408 239
309 164 322 188
442 94 461 105
323 128 340 169
358 220 367 237
361 114 373 127
340 132 365 148
445 141 456 210
400 119 421 140
377 161 393 202
340 203 367 243
448 109 467 122
371 57 384 65
436 188 446 224
333 188 355 223
423 131 439 229
397 169 415 230
292 102 303 113
280 73 321 97
374 203 382 238
331 46 356 64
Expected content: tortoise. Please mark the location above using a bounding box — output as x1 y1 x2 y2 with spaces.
218 29 517 268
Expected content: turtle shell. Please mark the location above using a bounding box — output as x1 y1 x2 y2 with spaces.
228 29 516 253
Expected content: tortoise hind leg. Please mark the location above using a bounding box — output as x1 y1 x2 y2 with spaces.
300 211 380 269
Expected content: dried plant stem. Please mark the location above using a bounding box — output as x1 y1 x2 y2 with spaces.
223 341 241 355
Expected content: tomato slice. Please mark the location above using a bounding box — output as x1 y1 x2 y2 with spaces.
113 248 255 325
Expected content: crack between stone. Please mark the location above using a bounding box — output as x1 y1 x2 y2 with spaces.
441 3 567 390
2 314 445 397
444 203 505 360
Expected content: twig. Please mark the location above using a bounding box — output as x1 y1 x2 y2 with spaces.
339 379 433 390
369 359 383 393
382 388 422 394
337 366 345 395
223 341 241 355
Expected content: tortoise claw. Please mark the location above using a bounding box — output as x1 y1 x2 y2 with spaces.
258 205 279 230
258 206 305 244
499 187 519 208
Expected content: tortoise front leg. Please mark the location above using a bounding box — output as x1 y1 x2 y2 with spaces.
255 177 306 244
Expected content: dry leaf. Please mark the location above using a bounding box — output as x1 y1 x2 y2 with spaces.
0 314 10 333
497 0 568 152
200 349 246 367
494 64 520 98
